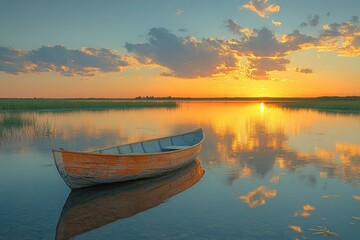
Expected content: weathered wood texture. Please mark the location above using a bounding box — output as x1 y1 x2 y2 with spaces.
53 129 204 189
56 160 204 240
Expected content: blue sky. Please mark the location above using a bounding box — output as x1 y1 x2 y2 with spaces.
2 0 359 49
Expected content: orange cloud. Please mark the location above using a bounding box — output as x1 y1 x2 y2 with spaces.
272 20 281 26
242 0 280 18
319 21 360 56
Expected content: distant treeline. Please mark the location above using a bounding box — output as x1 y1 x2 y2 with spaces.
134 96 360 101
1 96 359 101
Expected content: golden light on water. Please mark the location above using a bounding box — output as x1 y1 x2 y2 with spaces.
260 102 265 112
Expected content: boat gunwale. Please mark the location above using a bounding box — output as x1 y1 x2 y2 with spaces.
52 128 204 157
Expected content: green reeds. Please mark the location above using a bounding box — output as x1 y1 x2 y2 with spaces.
0 99 178 111
0 113 33 128
0 113 55 142
274 97 360 112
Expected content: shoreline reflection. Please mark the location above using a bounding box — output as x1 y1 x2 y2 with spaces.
56 159 204 240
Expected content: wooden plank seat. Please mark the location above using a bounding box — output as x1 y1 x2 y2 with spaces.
161 146 189 151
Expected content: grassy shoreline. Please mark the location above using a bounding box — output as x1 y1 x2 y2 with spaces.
271 97 360 112
1 97 358 112
0 99 178 111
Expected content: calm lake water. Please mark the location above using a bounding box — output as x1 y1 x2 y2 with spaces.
0 101 359 239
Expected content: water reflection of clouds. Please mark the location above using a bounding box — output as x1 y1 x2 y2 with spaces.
353 195 360 201
289 225 302 233
294 204 316 218
200 104 360 185
1 103 359 239
2 103 359 186
239 185 277 208
51 104 360 187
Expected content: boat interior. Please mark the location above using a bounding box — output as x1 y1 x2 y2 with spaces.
95 129 203 155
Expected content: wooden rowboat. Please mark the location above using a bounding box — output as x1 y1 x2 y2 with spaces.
53 128 204 189
56 159 204 240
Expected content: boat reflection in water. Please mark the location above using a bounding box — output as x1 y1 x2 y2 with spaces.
56 159 204 240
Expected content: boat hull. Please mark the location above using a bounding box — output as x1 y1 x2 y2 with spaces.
53 129 204 189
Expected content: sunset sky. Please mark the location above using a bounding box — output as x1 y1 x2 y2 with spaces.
0 0 359 98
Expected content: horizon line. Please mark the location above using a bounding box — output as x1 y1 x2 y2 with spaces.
1 96 359 100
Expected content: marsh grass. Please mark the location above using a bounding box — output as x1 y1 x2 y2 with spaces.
0 113 55 144
0 99 177 111
0 113 34 128
273 98 360 112
31 120 55 137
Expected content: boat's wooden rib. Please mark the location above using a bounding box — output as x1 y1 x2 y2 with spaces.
53 128 204 189
55 159 204 240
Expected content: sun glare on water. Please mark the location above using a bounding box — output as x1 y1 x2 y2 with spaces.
260 102 265 112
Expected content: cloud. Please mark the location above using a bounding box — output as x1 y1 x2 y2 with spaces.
301 14 320 27
125 24 323 80
126 26 294 80
242 0 280 18
320 20 360 56
296 68 313 74
125 26 302 80
125 17 359 80
0 47 28 74
0 45 128 77
178 28 188 32
351 16 359 23
353 36 360 47
288 18 359 57
227 19 243 35
309 14 320 27
225 26 313 79
282 30 319 52
4 16 355 82
240 27 286 57
272 20 281 27
247 57 290 79
226 19 255 38
176 9 183 15
125 27 238 78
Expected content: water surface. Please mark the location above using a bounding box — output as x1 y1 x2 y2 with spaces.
0 102 359 239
